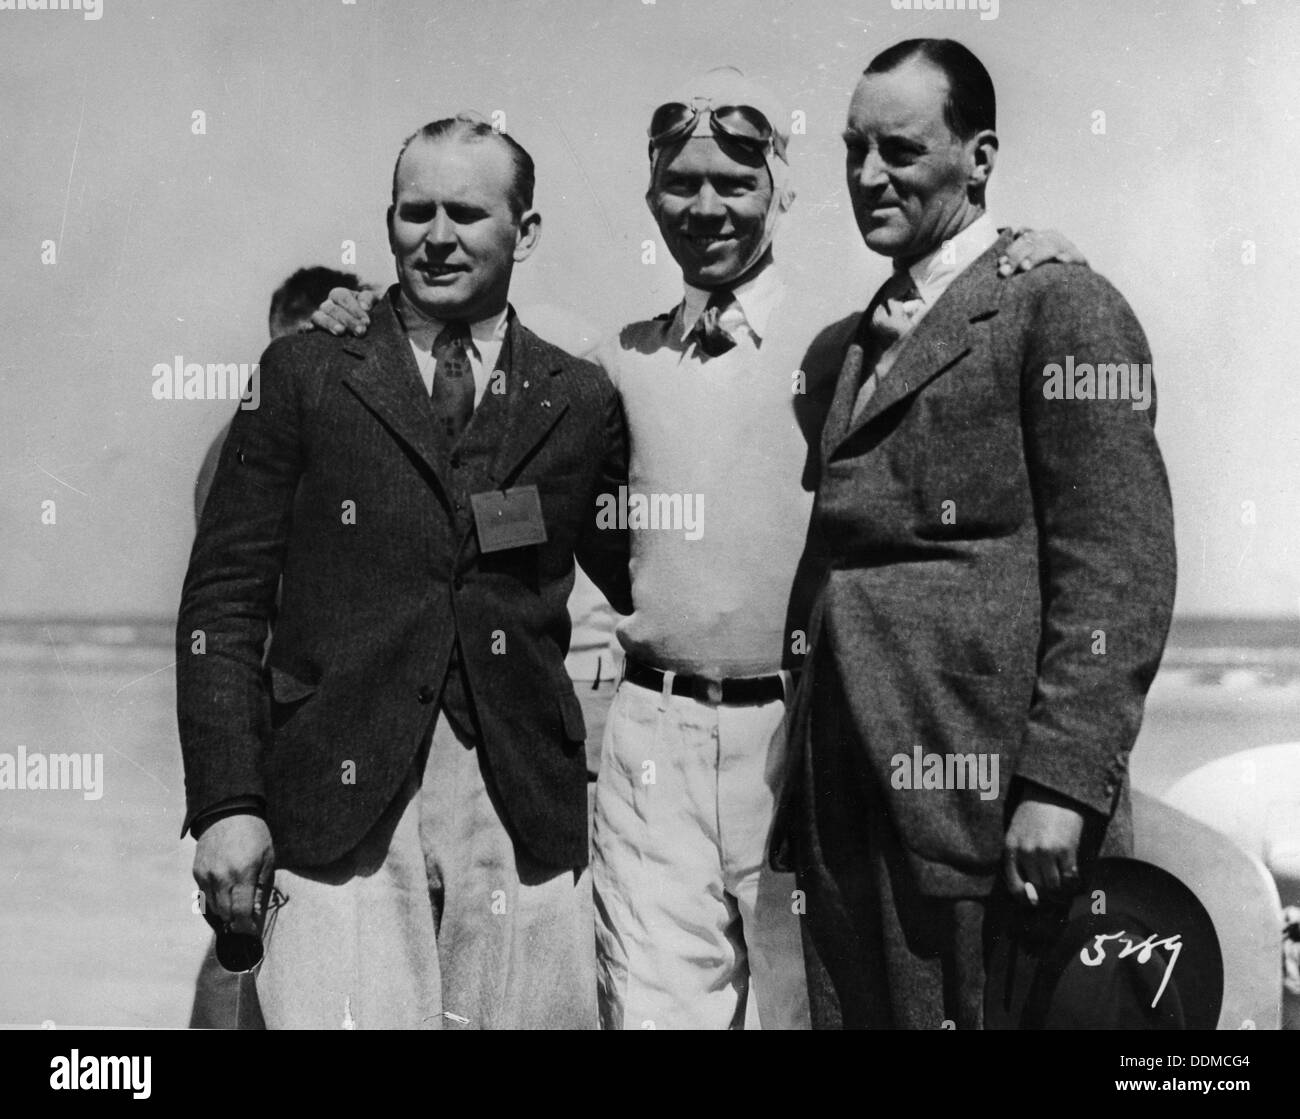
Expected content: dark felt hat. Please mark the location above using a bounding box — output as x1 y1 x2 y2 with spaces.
985 857 1223 1029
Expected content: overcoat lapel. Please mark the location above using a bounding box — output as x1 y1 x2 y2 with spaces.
820 316 869 465
487 312 571 488
826 236 1010 459
339 297 575 499
341 292 454 499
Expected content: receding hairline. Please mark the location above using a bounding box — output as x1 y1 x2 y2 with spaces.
393 130 516 184
851 54 953 108
390 119 536 216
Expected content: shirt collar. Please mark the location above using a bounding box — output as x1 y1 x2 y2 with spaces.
395 288 509 353
904 213 999 307
679 263 785 345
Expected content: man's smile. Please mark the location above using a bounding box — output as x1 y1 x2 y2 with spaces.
684 232 735 250
416 261 467 281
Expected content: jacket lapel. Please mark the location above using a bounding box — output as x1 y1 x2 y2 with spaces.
820 315 869 466
488 312 571 487
828 235 1010 458
341 291 454 498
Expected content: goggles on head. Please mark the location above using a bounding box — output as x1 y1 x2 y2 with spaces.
647 97 787 163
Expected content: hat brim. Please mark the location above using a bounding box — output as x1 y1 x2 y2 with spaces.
985 857 1223 1030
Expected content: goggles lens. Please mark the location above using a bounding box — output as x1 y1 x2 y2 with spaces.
648 101 782 159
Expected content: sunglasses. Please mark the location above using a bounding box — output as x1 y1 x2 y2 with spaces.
201 885 289 973
647 98 786 162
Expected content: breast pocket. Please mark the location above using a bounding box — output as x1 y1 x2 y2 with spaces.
908 386 1024 539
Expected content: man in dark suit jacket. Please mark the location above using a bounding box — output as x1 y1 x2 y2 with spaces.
177 114 630 1029
775 39 1176 1028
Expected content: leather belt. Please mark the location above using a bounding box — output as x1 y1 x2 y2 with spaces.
623 657 794 706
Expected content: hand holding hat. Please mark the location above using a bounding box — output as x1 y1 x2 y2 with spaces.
1004 782 1087 904
985 857 1224 1029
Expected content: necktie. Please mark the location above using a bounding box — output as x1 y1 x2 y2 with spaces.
430 322 475 442
690 289 738 358
869 268 923 347
852 269 923 419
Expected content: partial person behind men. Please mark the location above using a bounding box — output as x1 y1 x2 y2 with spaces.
192 267 367 523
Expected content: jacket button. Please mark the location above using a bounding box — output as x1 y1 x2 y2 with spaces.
416 685 436 704
453 576 464 591
450 452 462 469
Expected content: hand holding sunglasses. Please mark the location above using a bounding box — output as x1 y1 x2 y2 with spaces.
200 883 289 974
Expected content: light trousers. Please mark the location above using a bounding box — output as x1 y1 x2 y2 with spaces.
592 678 810 1029
255 713 596 1029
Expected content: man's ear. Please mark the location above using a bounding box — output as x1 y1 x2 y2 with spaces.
967 129 998 192
386 204 396 256
513 209 542 263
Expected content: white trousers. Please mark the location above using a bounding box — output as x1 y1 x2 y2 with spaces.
591 677 810 1029
255 713 596 1029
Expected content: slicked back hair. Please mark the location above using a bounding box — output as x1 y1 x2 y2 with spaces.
390 115 536 219
269 266 362 335
864 38 995 140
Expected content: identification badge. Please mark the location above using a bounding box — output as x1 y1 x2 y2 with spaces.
470 485 548 553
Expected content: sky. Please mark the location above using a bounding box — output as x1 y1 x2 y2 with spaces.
2 0 1298 619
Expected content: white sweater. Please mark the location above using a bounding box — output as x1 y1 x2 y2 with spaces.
592 266 840 678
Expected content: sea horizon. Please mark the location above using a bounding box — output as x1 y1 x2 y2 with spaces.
1 613 1298 677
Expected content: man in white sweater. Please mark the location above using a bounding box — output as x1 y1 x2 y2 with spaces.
311 72 1080 1029
586 69 826 1029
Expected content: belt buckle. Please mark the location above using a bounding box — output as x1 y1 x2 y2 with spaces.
699 677 724 705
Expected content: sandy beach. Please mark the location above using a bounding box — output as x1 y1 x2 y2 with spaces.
1 618 1296 1029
